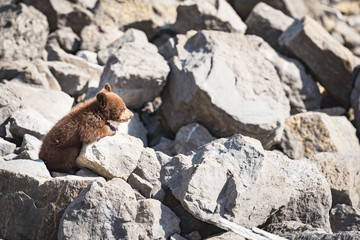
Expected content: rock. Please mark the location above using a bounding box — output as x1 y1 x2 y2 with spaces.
351 66 360 137
170 233 187 240
245 2 294 52
205 231 245 240
116 112 148 146
161 134 332 231
9 107 53 140
47 61 90 97
153 137 175 156
307 153 360 208
278 16 358 108
97 28 148 65
99 41 169 107
295 231 360 240
76 50 98 64
255 38 321 114
129 147 164 200
80 24 124 52
0 138 16 157
0 169 99 240
0 59 61 90
280 112 360 159
46 42 103 88
76 132 144 179
162 31 290 149
59 178 180 239
172 0 246 34
263 221 325 240
24 0 93 33
0 3 48 61
174 123 216 155
229 0 310 20
0 83 22 137
91 0 177 40
330 204 360 232
48 27 80 53
15 134 42 160
0 159 51 180
4 81 74 124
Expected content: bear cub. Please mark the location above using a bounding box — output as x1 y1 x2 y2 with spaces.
39 83 133 173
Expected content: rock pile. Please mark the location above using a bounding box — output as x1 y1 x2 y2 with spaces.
1 0 360 240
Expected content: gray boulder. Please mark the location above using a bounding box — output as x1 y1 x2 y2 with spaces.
0 3 48 61
0 168 99 240
279 16 358 108
99 41 169 107
245 2 294 52
76 132 144 179
161 134 332 231
0 59 61 90
76 50 98 65
4 81 73 124
263 221 325 240
15 134 42 160
80 24 123 53
330 204 360 232
48 27 80 53
174 123 216 155
307 153 360 208
281 112 360 159
97 28 148 65
9 107 53 140
162 31 290 149
0 138 16 157
59 178 180 239
0 83 22 137
47 61 90 97
295 231 360 240
172 0 247 34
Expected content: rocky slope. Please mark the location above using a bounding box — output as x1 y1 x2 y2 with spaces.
1 0 360 239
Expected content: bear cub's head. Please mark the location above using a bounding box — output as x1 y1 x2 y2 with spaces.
96 83 133 123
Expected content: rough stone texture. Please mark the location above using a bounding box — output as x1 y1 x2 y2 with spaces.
48 27 80 53
47 61 90 97
205 232 245 240
97 28 148 65
153 137 175 156
162 31 290 149
245 2 294 52
279 16 358 108
0 83 22 138
229 0 310 20
256 41 321 114
307 153 360 208
174 123 216 155
59 178 180 240
0 59 61 90
330 204 360 232
116 112 148 147
24 0 93 33
0 159 51 180
76 132 144 179
263 221 325 240
4 81 73 124
91 0 177 40
75 50 98 65
161 134 332 231
99 41 170 107
295 231 360 240
0 138 16 157
9 107 53 140
281 112 360 159
351 67 360 138
80 24 124 52
0 3 48 61
172 0 247 34
0 169 99 240
15 134 42 160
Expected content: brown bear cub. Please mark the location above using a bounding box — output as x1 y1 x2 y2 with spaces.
39 83 133 173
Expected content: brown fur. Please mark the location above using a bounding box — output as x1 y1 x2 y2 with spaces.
39 83 133 173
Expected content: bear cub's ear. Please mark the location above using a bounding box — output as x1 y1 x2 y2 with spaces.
104 83 112 92
96 92 107 108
